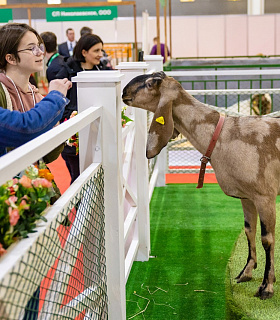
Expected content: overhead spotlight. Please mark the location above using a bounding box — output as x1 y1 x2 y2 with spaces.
0 0 7 5
107 0 122 2
47 0 61 3
180 0 195 2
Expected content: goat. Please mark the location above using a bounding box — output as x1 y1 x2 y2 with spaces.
122 71 280 300
225 93 271 116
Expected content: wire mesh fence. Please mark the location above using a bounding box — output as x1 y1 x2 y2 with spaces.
0 167 107 320
167 89 280 174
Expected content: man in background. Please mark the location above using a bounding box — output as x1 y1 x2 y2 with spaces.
41 31 65 83
58 28 76 58
150 36 170 63
80 26 93 37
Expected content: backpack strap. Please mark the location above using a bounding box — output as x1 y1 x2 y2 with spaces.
0 82 13 111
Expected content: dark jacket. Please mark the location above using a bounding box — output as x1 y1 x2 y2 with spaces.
46 53 65 83
56 56 107 155
58 42 70 58
56 56 106 122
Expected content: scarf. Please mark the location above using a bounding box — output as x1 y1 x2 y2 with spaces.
0 73 43 112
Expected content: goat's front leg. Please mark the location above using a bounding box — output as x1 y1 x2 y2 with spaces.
236 199 258 283
254 199 276 300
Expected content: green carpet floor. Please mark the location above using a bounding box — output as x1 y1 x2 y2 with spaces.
126 184 245 320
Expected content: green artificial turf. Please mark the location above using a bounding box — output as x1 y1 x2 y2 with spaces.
126 184 244 320
226 202 280 320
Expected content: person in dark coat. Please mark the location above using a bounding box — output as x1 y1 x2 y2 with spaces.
58 28 76 58
150 36 170 63
56 33 109 184
40 31 65 83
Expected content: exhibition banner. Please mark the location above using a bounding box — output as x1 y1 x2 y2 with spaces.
46 6 118 22
0 9 12 23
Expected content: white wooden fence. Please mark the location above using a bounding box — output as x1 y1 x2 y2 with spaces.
0 57 164 320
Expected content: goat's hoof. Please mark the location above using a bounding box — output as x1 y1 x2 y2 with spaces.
254 286 274 300
235 274 252 283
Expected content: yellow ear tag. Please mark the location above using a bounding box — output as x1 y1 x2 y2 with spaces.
156 116 165 125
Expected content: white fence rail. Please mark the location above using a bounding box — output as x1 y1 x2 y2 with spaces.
0 57 164 320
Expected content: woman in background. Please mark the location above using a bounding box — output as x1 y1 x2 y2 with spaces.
56 33 110 184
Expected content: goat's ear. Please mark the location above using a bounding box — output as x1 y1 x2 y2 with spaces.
146 101 174 159
145 76 163 90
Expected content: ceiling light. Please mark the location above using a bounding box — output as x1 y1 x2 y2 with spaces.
47 0 61 4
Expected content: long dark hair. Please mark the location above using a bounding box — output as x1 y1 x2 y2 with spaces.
73 33 103 63
0 23 43 71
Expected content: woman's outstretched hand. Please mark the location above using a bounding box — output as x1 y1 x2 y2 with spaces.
48 78 72 97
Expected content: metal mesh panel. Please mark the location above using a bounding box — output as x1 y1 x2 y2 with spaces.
167 89 280 174
0 167 107 320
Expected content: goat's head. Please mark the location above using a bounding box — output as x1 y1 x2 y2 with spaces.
251 93 272 115
122 71 181 159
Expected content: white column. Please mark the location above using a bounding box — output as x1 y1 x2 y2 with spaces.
247 0 264 15
142 10 150 56
144 55 164 72
73 70 126 320
116 62 151 261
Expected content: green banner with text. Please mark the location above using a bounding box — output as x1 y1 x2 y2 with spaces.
0 9 13 23
46 6 117 22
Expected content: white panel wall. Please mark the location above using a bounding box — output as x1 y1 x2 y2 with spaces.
13 13 280 58
225 15 247 56
197 15 225 57
171 16 198 57
248 14 275 55
276 14 280 55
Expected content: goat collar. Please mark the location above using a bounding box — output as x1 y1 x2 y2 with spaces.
197 115 225 189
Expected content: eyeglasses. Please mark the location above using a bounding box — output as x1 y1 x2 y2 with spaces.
17 43 45 56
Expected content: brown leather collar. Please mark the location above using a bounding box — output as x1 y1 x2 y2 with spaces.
197 115 225 189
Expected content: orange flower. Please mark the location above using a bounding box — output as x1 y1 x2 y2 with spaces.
0 243 7 256
8 207 20 226
5 195 18 206
19 175 32 188
38 169 54 182
19 199 30 210
32 178 52 188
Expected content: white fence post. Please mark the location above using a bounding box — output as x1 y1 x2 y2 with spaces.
116 62 151 262
144 55 164 72
73 70 126 320
143 55 167 187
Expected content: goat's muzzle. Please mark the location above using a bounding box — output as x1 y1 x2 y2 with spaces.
122 95 132 106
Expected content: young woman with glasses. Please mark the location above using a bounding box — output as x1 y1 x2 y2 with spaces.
0 23 65 164
0 23 71 320
0 23 45 112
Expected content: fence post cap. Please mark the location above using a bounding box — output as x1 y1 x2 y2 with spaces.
144 55 164 61
115 62 149 70
72 70 124 83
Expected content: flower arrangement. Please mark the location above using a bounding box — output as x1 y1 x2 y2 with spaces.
121 106 133 128
66 111 79 155
0 161 55 256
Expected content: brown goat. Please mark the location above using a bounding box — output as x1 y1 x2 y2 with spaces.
122 71 280 300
